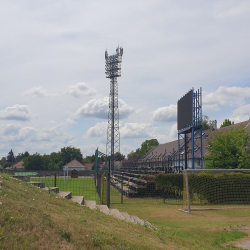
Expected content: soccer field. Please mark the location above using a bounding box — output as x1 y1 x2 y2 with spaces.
31 177 99 201
15 172 37 176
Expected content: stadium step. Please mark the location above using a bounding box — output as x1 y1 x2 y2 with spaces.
84 200 156 228
109 209 125 220
42 187 59 193
58 191 72 199
70 196 84 205
96 205 110 214
30 182 45 188
120 212 136 223
84 200 97 210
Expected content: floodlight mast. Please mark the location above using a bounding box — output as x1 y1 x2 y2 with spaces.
105 46 123 173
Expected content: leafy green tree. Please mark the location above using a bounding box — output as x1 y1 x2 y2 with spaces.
202 115 216 131
60 146 83 165
114 152 125 161
7 149 15 165
23 153 45 170
3 162 12 168
127 139 159 158
204 127 250 169
220 119 234 128
15 151 30 163
83 155 95 163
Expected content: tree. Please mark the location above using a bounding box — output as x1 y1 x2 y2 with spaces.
23 153 45 170
83 155 95 163
127 139 159 158
15 151 30 163
220 119 234 128
2 162 12 168
204 126 250 169
7 149 15 165
114 152 125 161
202 115 216 131
60 146 83 165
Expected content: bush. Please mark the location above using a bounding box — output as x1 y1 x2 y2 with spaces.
188 172 250 204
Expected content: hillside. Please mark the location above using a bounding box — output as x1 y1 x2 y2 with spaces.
0 173 175 250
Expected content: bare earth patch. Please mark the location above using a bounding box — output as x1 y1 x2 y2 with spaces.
222 226 250 250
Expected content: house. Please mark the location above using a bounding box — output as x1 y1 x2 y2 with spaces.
12 161 25 171
84 163 94 171
63 159 86 172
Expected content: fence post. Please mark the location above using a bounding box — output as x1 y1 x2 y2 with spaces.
54 173 57 187
107 158 111 208
121 174 123 204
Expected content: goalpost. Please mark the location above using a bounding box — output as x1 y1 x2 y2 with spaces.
180 169 250 213
64 167 69 183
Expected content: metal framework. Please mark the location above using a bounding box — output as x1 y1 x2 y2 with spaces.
105 46 123 172
178 88 203 169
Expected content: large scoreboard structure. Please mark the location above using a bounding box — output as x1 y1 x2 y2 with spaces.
177 88 202 169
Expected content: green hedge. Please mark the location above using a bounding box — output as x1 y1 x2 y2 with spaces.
188 172 250 204
141 173 183 200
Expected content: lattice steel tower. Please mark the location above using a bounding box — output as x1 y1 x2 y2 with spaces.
105 46 123 170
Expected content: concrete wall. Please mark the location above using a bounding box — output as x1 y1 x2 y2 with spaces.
14 170 96 177
0 169 14 175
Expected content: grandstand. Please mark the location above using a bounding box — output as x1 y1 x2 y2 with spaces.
111 120 250 197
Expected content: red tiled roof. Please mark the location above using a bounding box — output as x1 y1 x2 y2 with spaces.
12 161 25 169
63 159 85 169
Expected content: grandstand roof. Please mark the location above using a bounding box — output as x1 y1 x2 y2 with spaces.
143 120 250 159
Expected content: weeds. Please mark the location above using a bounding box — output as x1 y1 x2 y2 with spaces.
59 230 71 242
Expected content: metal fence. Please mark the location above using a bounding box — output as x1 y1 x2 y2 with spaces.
12 166 184 206
105 155 184 205
13 170 101 203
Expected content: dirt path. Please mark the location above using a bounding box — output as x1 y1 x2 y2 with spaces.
223 226 250 249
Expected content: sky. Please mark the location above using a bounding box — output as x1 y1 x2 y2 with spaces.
0 0 250 159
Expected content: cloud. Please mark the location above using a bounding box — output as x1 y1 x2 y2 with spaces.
36 124 74 143
2 125 37 142
76 97 135 119
230 104 250 123
151 105 177 123
23 86 58 98
203 86 250 110
3 123 22 135
86 122 107 138
67 118 77 125
120 123 156 138
65 82 96 98
0 104 32 121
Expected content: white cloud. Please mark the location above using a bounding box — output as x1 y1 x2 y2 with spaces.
151 105 177 123
120 123 156 138
67 118 77 125
0 104 32 121
65 82 96 98
36 124 74 143
76 97 135 119
230 104 250 123
86 122 107 138
3 123 21 135
80 144 99 157
203 86 250 110
2 126 37 142
23 86 58 98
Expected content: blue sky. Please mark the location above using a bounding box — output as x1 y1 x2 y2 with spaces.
0 0 250 158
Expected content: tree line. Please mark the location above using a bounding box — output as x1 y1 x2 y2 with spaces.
1 116 248 170
0 147 125 171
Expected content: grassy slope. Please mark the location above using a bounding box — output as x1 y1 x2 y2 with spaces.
0 173 249 249
0 174 179 250
113 202 250 249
